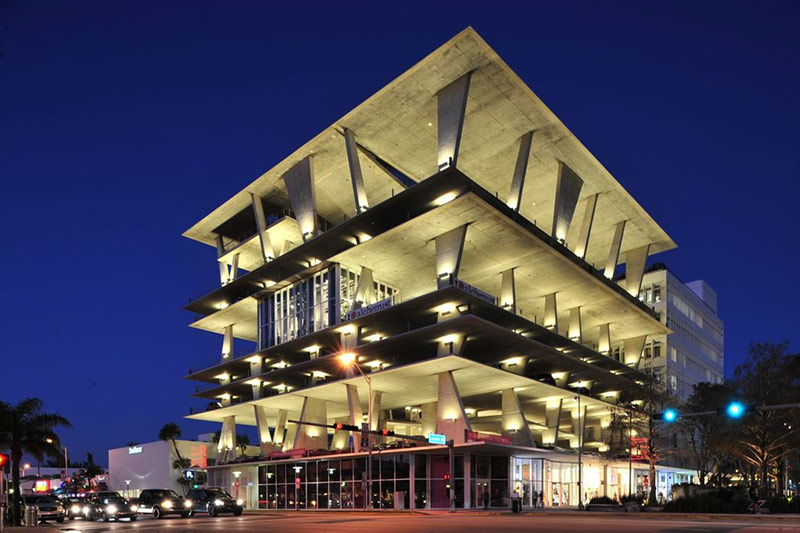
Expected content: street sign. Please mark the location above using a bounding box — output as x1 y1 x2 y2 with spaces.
427 433 447 445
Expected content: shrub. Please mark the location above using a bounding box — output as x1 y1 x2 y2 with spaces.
765 497 790 514
588 496 618 505
620 494 643 504
662 489 750 514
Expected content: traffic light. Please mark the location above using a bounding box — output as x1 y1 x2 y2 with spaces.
381 429 395 437
334 422 359 431
0 453 8 473
443 473 450 481
654 408 678 422
726 402 745 418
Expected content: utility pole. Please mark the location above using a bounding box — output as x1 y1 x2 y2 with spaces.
448 440 455 513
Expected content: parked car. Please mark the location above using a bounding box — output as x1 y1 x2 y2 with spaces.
136 488 192 519
84 492 138 521
62 496 89 520
185 487 243 517
22 494 65 523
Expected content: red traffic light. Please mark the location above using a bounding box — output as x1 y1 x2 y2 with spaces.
0 453 7 467
333 422 359 431
381 429 395 437
443 473 450 481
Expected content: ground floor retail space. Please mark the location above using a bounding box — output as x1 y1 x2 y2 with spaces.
206 444 696 510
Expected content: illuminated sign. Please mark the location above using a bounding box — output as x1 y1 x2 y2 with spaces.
347 297 393 320
35 480 49 492
183 470 195 480
128 446 143 455
465 430 511 445
427 433 447 445
453 278 497 305
190 445 208 468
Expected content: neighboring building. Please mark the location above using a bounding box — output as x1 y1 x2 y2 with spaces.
632 264 724 400
181 28 695 510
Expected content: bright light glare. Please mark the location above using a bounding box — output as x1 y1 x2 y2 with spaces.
433 192 457 206
663 409 678 422
339 352 356 365
727 402 745 418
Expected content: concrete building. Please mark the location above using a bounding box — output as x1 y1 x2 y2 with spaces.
181 28 695 510
629 264 724 400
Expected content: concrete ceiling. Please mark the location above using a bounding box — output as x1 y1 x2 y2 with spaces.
184 27 675 274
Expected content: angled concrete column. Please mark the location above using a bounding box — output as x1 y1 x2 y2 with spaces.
273 409 288 446
544 293 558 332
249 356 263 378
346 384 364 452
500 268 516 313
623 335 647 368
217 415 236 462
282 423 298 452
330 417 351 451
551 162 584 242
352 266 376 308
437 72 472 170
339 325 359 351
502 389 537 447
568 307 582 342
598 324 611 354
437 332 465 357
221 325 233 362
574 194 598 259
604 221 626 278
282 156 317 241
507 131 534 211
251 193 276 262
543 399 563 445
254 405 276 454
624 245 651 297
292 397 328 450
215 236 238 285
437 371 472 443
370 391 383 432
250 380 262 400
421 402 438 437
435 224 468 289
570 404 588 449
343 128 369 214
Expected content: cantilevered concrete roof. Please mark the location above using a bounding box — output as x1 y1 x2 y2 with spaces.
184 27 675 271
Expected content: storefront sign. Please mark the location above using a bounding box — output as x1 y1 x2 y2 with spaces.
465 430 511 445
128 446 142 455
270 448 308 460
453 278 497 305
427 433 447 445
347 297 393 320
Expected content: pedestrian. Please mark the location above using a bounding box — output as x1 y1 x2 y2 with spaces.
538 490 544 508
483 490 489 510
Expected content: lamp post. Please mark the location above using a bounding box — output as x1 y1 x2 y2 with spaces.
339 352 373 510
575 393 583 510
21 464 30 477
45 439 68 482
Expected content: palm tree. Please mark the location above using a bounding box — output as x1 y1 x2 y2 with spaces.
158 422 185 462
0 398 71 526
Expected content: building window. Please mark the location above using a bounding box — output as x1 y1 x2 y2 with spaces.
670 347 677 363
669 374 677 391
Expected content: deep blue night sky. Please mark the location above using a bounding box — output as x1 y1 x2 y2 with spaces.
1 1 797 466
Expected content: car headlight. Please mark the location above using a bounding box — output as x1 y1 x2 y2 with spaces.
107 504 118 514
162 500 173 509
130 504 138 512
214 499 224 506
183 499 193 508
83 506 90 515
236 499 243 506
71 504 80 513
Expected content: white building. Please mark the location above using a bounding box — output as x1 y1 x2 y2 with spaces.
632 264 724 400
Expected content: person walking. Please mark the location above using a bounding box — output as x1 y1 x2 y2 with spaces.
483 489 489 510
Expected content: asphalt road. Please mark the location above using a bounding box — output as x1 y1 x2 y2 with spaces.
42 511 800 532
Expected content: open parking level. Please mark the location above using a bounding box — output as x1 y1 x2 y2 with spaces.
34 511 800 532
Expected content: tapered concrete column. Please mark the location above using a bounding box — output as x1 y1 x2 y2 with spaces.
570 404 587 449
273 409 288 446
437 72 472 170
574 194 598 259
624 245 650 297
346 384 364 452
293 397 328 450
282 156 318 241
221 325 233 362
554 372 571 388
551 162 584 242
282 423 298 452
437 371 472 443
500 268 516 313
218 416 236 462
343 128 369 214
250 380 262 400
435 224 468 289
502 389 537 447
543 399 563 445
251 193 276 263
544 293 558 332
437 333 465 357
215 236 239 286
623 335 647 368
568 307 582 342
507 131 534 211
254 405 276 454
330 417 350 451
370 391 383 432
339 325 359 351
421 402 438 437
249 356 263 378
604 221 626 278
598 324 611 354
353 266 376 309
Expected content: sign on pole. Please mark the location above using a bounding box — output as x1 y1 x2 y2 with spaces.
427 433 447 445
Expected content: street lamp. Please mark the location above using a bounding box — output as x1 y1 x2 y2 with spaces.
339 352 373 510
45 438 68 482
574 394 583 510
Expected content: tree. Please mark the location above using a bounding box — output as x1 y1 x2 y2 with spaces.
678 382 739 487
733 342 800 498
0 398 71 525
159 422 185 462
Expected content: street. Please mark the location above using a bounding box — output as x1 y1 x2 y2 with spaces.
40 511 800 532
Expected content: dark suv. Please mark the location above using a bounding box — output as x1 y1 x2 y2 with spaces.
185 488 243 517
136 489 192 519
